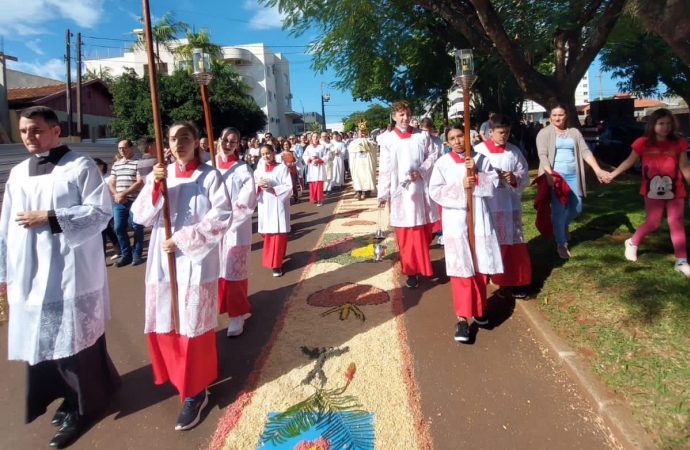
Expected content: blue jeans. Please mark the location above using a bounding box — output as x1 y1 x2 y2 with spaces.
550 172 582 245
113 200 144 258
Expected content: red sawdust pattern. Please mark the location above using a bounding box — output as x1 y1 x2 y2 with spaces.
307 282 389 307
342 220 376 227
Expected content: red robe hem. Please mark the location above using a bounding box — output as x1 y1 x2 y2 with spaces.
218 278 250 317
309 181 324 202
491 244 532 287
395 224 434 276
261 233 288 269
451 274 488 318
147 330 217 401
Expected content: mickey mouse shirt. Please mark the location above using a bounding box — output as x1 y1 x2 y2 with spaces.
632 137 688 199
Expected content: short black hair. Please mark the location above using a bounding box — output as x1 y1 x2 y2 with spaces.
420 117 435 130
20 106 59 127
489 114 512 130
93 157 107 175
137 137 155 153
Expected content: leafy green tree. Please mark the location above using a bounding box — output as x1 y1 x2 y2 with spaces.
626 0 690 68
600 15 690 115
307 122 323 133
345 104 391 131
173 26 223 68
264 0 627 126
84 66 115 84
129 11 188 69
109 67 266 141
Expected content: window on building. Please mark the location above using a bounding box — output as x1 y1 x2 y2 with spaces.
583 91 588 96
582 84 588 88
283 73 288 84
274 92 277 100
267 67 271 77
268 90 272 102
285 96 290 107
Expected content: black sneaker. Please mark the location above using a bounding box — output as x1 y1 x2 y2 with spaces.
512 286 528 299
473 316 489 326
405 275 419 289
454 321 470 342
131 255 145 266
175 391 208 431
273 268 283 277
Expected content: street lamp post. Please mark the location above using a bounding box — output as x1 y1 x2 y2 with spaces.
320 81 330 131
192 48 217 167
453 48 478 257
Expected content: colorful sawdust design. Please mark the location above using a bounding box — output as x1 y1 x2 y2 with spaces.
258 364 375 450
316 233 397 265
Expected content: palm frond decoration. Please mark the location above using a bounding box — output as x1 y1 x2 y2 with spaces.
260 363 375 449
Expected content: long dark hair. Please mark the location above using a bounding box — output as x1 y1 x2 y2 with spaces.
221 127 241 156
167 120 202 162
644 108 679 146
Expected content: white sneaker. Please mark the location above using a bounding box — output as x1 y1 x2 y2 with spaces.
675 261 690 278
624 239 638 262
110 254 120 260
437 235 444 246
226 316 245 337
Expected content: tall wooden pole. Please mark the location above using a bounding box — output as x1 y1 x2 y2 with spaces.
200 84 216 167
65 30 73 138
142 0 179 333
463 89 475 257
76 33 83 140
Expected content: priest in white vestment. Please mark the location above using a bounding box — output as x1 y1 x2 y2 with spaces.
0 107 120 448
474 114 532 298
349 123 378 200
377 101 439 289
429 125 504 343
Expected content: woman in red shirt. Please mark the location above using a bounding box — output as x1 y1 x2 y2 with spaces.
607 108 690 277
280 140 300 204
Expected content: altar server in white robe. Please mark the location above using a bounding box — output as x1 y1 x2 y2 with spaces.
329 132 346 188
377 100 439 289
0 106 120 448
429 125 504 343
350 122 378 200
474 114 532 299
255 143 292 277
132 120 232 432
214 127 257 337
302 133 327 205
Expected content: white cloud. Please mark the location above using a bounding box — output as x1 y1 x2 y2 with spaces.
243 0 286 30
25 39 45 56
0 0 105 36
8 58 76 82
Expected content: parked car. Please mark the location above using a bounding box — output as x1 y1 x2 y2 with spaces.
593 121 646 167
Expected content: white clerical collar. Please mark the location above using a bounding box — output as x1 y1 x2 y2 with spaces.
35 151 50 158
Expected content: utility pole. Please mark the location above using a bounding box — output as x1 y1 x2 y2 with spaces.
0 37 18 143
597 67 603 100
65 29 73 138
76 33 83 140
300 100 305 133
320 81 329 131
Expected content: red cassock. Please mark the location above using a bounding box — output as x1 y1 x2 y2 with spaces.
451 274 489 318
395 223 434 276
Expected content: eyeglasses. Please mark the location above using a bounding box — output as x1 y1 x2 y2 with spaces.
222 140 239 144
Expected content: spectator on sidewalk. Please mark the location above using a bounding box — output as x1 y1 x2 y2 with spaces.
94 158 121 263
110 139 145 267
137 137 158 180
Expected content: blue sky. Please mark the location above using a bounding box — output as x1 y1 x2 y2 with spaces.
2 0 624 120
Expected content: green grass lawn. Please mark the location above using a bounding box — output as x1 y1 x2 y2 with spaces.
522 169 690 448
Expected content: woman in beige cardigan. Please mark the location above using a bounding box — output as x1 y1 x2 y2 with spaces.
537 104 609 259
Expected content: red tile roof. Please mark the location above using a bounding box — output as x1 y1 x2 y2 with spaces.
635 98 666 108
7 83 71 102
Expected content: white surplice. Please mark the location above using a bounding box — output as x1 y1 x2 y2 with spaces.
329 141 346 187
131 162 232 337
349 137 377 192
254 162 292 234
474 142 530 245
0 151 112 364
429 152 504 278
302 144 327 182
216 157 257 281
377 128 439 227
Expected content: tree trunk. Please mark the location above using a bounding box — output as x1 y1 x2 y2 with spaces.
529 92 580 129
630 0 690 66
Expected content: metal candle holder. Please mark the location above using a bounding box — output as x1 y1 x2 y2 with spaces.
373 242 387 262
374 207 385 240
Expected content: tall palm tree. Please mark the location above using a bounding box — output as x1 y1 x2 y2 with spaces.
84 66 114 84
129 11 188 70
173 26 223 71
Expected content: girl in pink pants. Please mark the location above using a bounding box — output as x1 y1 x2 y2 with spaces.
607 108 690 277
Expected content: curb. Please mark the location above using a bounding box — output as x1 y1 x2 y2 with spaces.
515 299 658 450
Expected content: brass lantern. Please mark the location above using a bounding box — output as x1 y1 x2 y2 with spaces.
191 48 212 85
453 48 477 90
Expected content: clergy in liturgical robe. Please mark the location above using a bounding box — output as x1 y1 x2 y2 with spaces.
255 143 292 277
377 100 439 289
429 125 504 343
302 133 327 205
131 120 232 431
474 114 532 298
350 122 377 200
214 127 257 337
0 106 120 448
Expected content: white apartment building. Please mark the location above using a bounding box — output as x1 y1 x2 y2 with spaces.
84 40 299 136
446 70 591 123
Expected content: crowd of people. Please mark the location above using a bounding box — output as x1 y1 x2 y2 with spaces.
2 100 689 448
